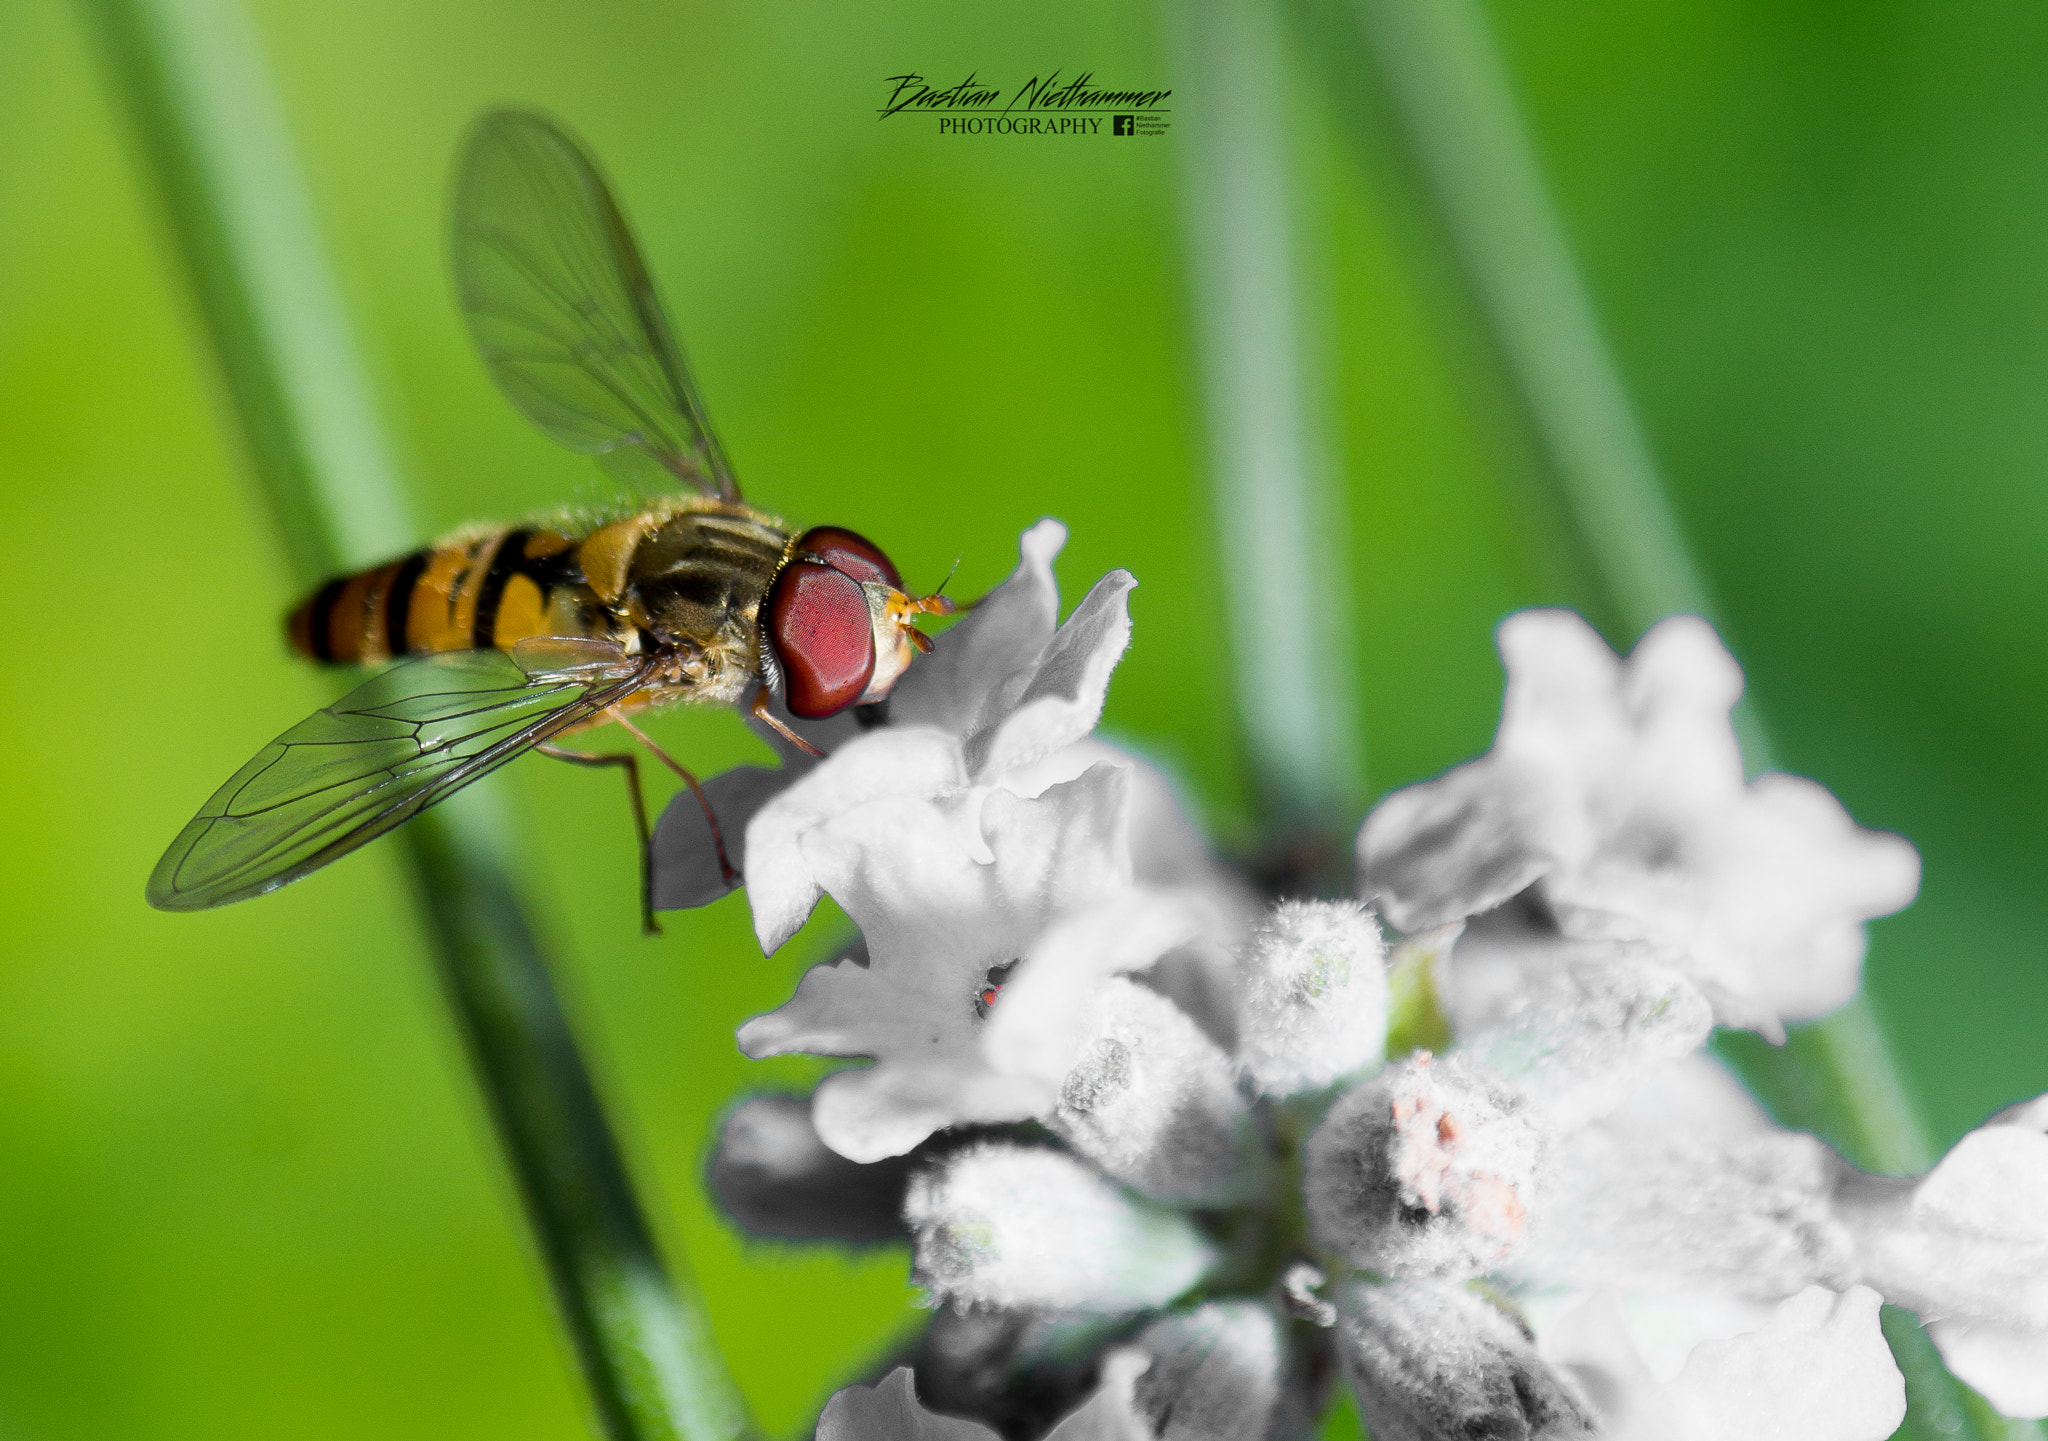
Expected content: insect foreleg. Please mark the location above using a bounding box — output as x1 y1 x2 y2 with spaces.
536 743 659 937
602 709 741 889
749 686 826 759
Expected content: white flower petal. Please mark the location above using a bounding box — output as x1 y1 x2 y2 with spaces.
905 1143 1220 1315
1235 900 1388 1098
1987 1093 2048 1131
891 519 1068 738
972 569 1136 777
999 738 1237 895
743 727 971 953
816 1368 1000 1441
1356 759 1556 933
1042 1350 1153 1441
1841 1101 2048 1412
809 1062 1052 1165
650 764 785 910
1663 1285 1904 1441
982 890 1215 1085
1533 1290 1685 1441
1925 1319 2048 1418
1846 1124 2048 1332
887 520 1138 785
1536 1285 1903 1439
739 766 1135 1159
1526 1286 1775 1389
648 670 864 914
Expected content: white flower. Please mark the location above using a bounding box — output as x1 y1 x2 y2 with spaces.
706 588 2042 1438
1357 610 1920 1036
736 765 1204 1162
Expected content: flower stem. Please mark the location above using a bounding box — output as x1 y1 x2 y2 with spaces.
1291 0 2038 1433
80 0 751 1435
1169 0 1363 841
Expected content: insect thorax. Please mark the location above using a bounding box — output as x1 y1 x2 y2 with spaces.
623 502 793 702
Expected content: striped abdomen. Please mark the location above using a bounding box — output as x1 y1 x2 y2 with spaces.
287 526 621 665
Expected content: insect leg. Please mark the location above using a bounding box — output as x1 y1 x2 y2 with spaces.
536 743 660 937
749 686 826 759
602 709 741 888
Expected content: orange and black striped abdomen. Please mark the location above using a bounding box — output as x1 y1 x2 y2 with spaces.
287 527 613 664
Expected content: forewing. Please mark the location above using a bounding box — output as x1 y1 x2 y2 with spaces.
149 650 651 910
451 107 739 499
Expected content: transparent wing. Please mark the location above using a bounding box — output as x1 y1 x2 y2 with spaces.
451 107 739 500
148 649 653 911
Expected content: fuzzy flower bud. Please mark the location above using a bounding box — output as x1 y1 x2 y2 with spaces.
1458 954 1713 1130
1234 900 1388 1097
1336 1279 1595 1441
1521 1123 1855 1299
1123 1301 1315 1441
705 1094 912 1244
1050 978 1267 1206
905 1143 1220 1315
1306 1054 1539 1279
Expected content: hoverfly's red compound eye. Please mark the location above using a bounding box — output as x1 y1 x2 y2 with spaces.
766 526 906 719
795 526 903 590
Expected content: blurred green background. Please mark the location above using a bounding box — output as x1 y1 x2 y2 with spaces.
1 0 2044 1436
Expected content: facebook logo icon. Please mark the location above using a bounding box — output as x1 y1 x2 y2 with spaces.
1113 115 1135 136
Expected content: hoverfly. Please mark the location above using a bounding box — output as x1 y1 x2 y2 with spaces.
148 109 952 932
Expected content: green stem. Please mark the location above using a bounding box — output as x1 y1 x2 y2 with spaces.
1291 0 2038 1433
80 0 750 1436
1169 0 1363 838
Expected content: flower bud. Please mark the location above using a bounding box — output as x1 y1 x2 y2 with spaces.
1460 955 1712 1129
1306 1054 1538 1279
1050 979 1267 1205
1336 1279 1595 1441
1124 1301 1318 1441
1523 1123 1854 1299
1234 900 1388 1097
905 1143 1220 1315
912 1304 1129 1439
705 1093 913 1244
